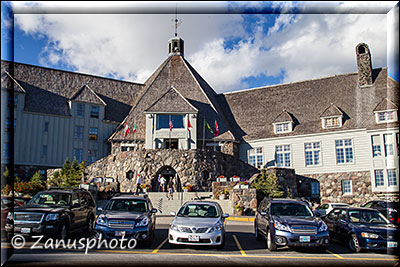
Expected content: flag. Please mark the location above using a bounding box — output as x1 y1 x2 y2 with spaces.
169 120 173 131
204 119 213 134
132 121 137 134
214 120 219 137
188 117 192 132
124 122 130 137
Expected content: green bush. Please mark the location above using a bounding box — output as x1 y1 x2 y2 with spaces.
250 169 286 204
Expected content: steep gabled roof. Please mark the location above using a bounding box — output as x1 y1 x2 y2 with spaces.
373 97 398 111
320 104 343 117
273 110 294 123
70 84 107 106
145 87 198 113
1 70 26 93
109 55 236 142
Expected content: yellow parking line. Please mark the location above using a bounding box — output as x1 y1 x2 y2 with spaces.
327 250 343 259
232 234 247 257
152 237 168 253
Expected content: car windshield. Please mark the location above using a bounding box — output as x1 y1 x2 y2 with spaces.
177 204 219 218
105 199 148 213
271 203 314 217
29 192 71 206
348 210 389 224
332 204 349 208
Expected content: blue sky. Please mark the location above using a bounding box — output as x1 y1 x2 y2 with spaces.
1 1 399 93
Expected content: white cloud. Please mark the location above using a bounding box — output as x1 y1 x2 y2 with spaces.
10 1 396 93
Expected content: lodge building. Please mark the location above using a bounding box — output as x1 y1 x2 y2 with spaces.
1 35 398 204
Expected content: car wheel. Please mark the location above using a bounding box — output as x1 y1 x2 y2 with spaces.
348 234 362 253
143 229 154 247
266 229 277 251
255 223 262 241
216 234 225 249
58 222 68 240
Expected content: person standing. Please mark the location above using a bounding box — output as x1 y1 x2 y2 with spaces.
136 174 142 194
157 174 162 192
168 179 174 200
160 176 166 192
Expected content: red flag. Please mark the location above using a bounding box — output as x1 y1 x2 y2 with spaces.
124 122 130 137
188 117 192 132
214 120 219 137
169 120 173 131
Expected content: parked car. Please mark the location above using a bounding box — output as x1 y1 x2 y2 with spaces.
94 193 157 246
6 188 96 240
314 203 350 217
168 201 229 248
254 198 330 252
2 196 21 232
361 200 399 225
322 207 398 253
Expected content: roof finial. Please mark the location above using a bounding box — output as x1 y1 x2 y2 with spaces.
172 4 182 37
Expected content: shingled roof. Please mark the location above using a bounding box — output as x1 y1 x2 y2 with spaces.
109 55 236 142
373 97 398 112
220 68 399 141
145 86 198 113
1 60 145 123
320 104 344 117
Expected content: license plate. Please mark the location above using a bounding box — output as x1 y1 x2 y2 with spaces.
188 235 200 242
388 241 398 248
299 236 311 242
21 228 31 234
115 231 126 237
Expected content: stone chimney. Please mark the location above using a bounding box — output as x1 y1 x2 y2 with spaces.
356 43 373 87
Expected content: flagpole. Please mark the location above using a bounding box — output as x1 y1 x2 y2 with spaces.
134 119 136 149
203 118 205 150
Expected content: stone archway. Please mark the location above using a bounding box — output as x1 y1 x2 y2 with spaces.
152 166 177 192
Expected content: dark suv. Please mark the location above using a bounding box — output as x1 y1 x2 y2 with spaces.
6 188 96 240
94 194 157 246
254 198 330 252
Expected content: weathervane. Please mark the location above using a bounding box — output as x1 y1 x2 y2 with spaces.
172 5 182 37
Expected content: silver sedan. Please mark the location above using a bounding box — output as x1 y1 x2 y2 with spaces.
168 201 229 248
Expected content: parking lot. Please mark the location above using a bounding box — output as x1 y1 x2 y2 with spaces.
2 216 398 266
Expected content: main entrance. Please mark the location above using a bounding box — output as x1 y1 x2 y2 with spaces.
152 166 177 192
164 139 178 149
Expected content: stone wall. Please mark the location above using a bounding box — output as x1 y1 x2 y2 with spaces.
304 171 399 205
85 147 259 192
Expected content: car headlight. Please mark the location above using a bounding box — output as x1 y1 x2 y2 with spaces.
45 213 59 221
170 224 180 231
96 215 108 227
7 212 13 221
361 232 379 239
318 221 328 232
136 217 150 227
208 224 222 233
274 221 291 232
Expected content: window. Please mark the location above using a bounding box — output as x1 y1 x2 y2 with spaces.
323 116 342 128
342 180 352 195
311 182 320 195
276 145 291 167
371 135 382 157
304 142 321 166
384 134 394 156
44 122 49 133
274 122 292 134
89 128 98 141
156 114 184 129
206 143 222 152
88 149 96 163
90 105 99 118
376 111 396 123
77 103 85 117
74 126 84 139
335 139 354 164
248 147 263 169
73 148 83 162
374 170 384 187
42 145 47 158
387 169 397 186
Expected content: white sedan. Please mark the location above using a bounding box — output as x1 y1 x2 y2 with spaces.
314 203 350 217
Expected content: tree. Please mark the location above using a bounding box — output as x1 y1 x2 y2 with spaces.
251 169 285 203
47 158 86 188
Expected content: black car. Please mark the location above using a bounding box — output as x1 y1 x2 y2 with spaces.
254 198 330 252
6 188 96 240
94 194 157 246
322 207 398 253
361 200 399 225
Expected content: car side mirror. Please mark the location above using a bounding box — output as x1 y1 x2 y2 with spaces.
151 208 158 214
222 213 229 218
97 207 103 211
260 211 267 216
170 211 176 216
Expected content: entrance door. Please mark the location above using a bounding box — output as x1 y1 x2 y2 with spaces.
164 139 178 149
153 166 177 192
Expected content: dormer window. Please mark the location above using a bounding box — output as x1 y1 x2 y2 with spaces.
375 110 397 123
273 122 292 134
322 116 342 128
